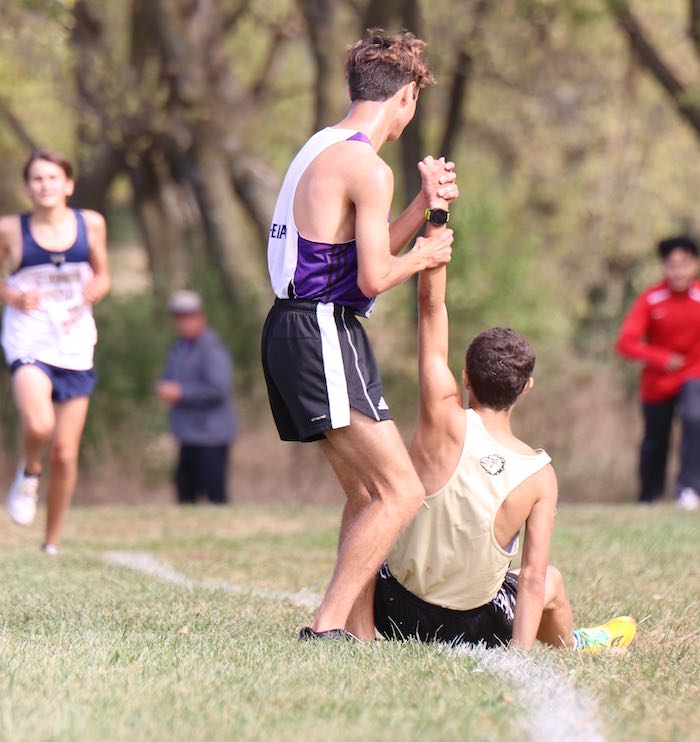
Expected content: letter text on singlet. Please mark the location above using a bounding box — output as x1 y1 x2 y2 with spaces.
270 224 287 240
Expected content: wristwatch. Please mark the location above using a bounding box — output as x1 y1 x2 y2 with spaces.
425 207 450 226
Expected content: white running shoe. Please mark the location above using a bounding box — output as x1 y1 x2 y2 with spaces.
42 544 59 556
677 487 700 511
7 465 40 526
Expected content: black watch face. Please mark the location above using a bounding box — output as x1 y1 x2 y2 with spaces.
429 209 449 225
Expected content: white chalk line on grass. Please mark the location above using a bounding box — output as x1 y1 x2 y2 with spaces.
103 550 605 742
456 645 604 742
103 550 320 609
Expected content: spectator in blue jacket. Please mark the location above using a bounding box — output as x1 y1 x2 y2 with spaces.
156 290 238 504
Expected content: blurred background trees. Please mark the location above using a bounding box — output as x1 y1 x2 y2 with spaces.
1 0 699 503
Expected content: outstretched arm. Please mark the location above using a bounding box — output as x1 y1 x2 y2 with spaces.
409 227 464 487
415 156 462 418
416 261 463 418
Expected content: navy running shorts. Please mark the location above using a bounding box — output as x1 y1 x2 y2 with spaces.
261 298 391 442
10 358 97 403
374 562 519 648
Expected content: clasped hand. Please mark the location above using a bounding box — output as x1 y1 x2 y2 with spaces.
418 155 459 210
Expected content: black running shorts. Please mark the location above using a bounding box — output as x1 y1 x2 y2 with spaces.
374 562 518 648
261 298 392 442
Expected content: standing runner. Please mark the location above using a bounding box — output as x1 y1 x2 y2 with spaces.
0 149 110 553
262 30 458 640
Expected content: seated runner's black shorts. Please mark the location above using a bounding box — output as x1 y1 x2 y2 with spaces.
261 298 392 442
374 562 518 648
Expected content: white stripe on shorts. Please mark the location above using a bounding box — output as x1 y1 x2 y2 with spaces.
317 303 350 429
340 306 380 421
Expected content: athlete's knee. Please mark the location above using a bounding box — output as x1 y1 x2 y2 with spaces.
544 565 566 606
388 475 425 524
49 443 79 471
23 417 53 444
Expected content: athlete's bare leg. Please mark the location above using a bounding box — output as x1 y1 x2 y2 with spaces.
313 410 424 636
510 566 574 647
12 366 55 475
44 396 90 547
511 565 575 648
320 440 375 639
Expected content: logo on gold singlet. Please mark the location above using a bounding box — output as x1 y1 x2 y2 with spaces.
480 454 505 476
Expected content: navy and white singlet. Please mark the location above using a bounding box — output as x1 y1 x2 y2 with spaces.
1 209 97 371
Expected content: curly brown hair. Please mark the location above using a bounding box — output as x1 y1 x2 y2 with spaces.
345 29 436 102
466 328 535 412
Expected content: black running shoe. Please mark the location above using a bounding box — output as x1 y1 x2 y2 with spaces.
298 626 359 641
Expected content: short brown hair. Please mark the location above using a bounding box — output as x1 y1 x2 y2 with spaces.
466 328 535 412
23 148 73 182
345 29 436 102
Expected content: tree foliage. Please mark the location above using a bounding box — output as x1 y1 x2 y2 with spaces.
2 0 700 499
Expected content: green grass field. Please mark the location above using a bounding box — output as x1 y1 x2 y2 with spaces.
0 504 698 741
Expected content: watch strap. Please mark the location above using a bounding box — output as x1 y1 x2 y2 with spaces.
425 208 450 226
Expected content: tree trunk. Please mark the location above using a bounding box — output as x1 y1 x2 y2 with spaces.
439 50 473 160
230 154 280 251
363 0 405 30
362 0 424 206
72 144 124 212
191 137 268 309
67 0 288 308
127 149 193 298
607 0 700 138
690 0 700 54
299 0 339 131
71 0 124 211
438 0 492 160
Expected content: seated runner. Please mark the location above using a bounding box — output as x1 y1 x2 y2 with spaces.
373 245 637 652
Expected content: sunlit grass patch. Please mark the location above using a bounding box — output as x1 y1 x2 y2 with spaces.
0 503 697 740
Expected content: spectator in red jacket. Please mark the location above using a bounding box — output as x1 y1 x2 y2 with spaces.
616 235 700 510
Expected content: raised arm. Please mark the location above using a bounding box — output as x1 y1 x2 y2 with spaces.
408 168 464 485
416 261 463 417
415 156 463 418
82 209 111 305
